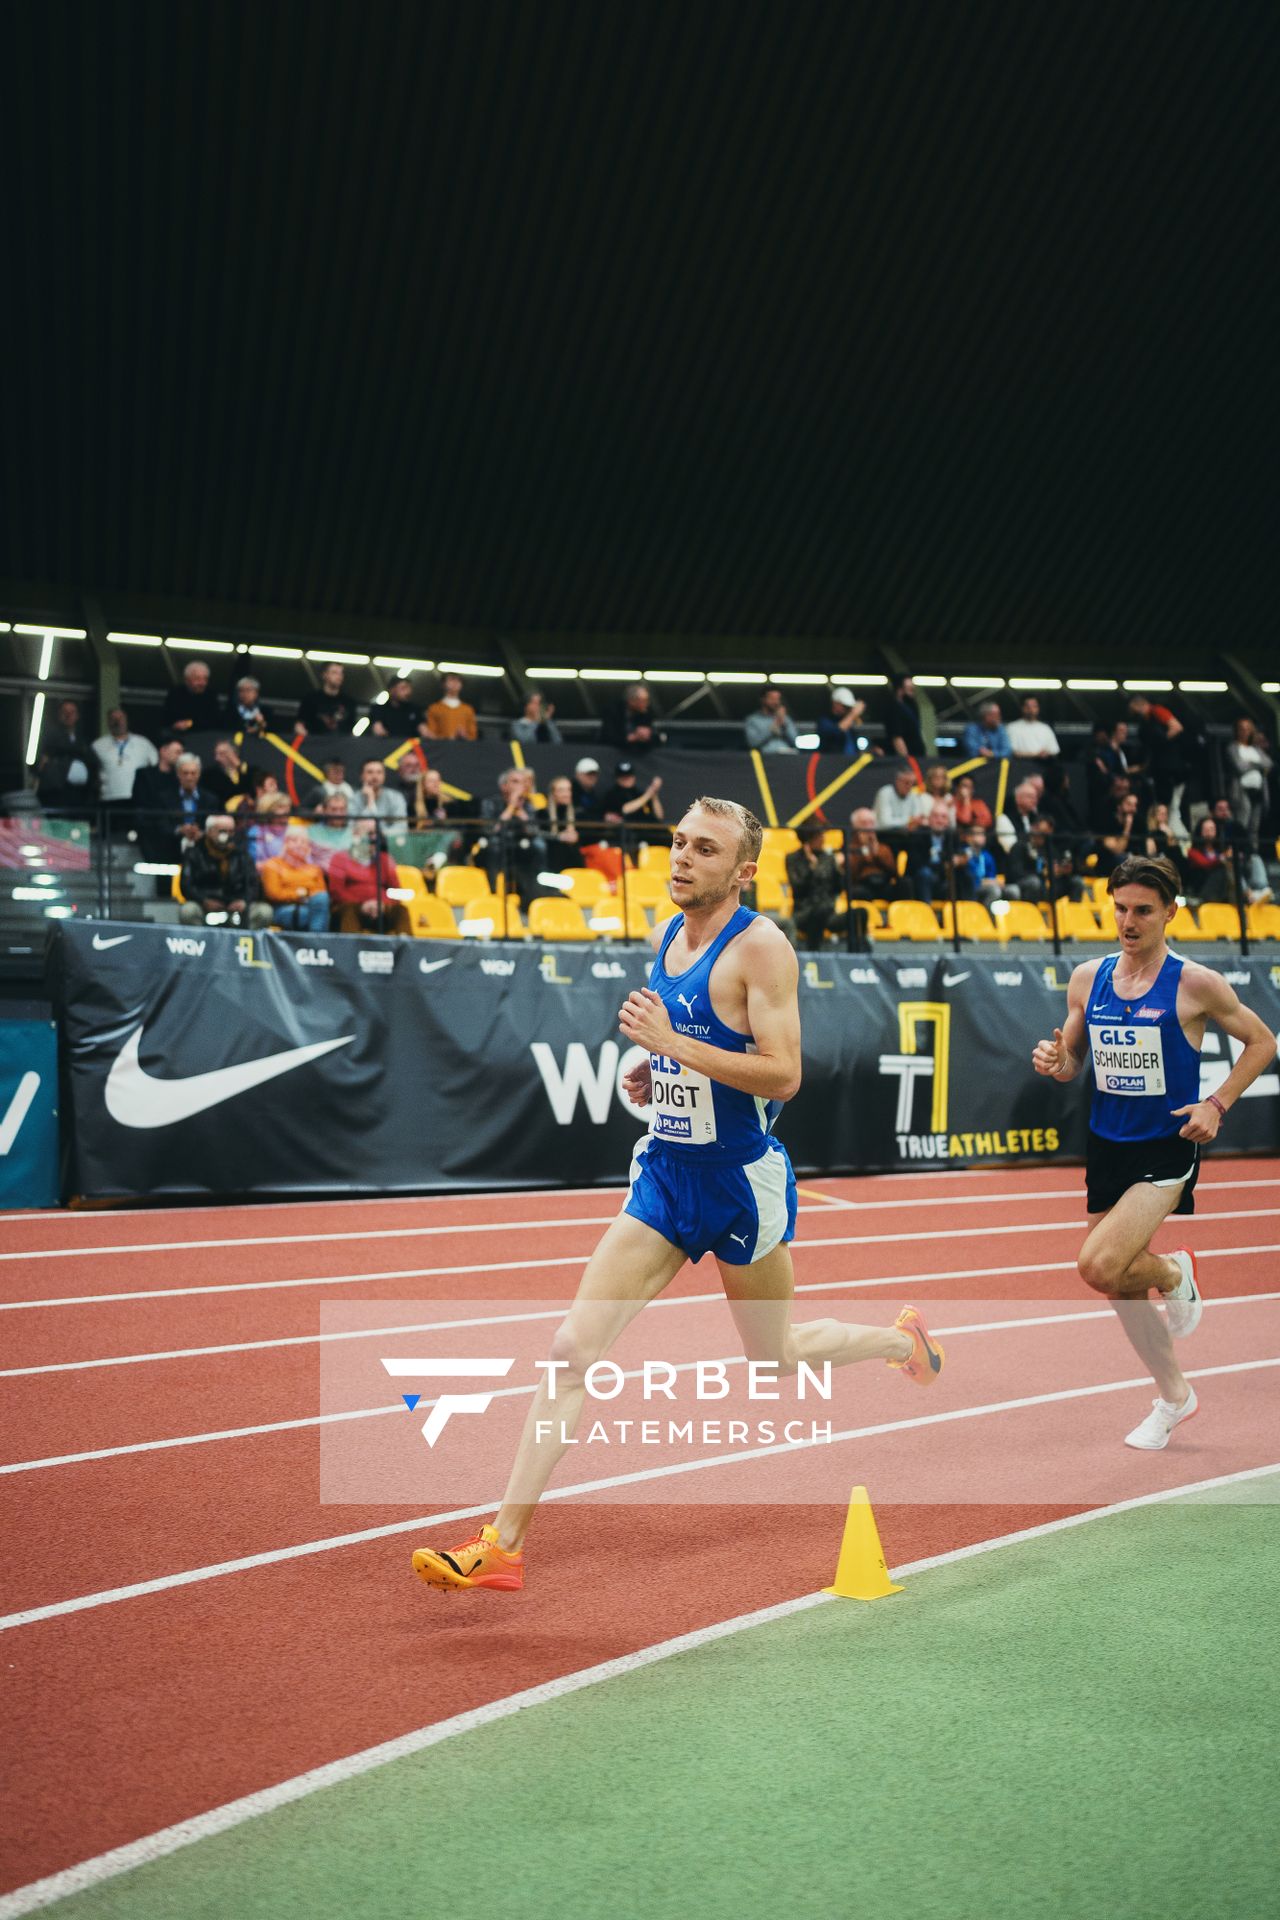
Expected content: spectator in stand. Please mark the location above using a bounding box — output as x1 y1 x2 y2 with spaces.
354 756 408 825
571 757 605 820
1093 791 1142 877
1088 768 1134 836
1006 695 1060 759
884 673 926 762
245 765 282 808
179 814 273 927
961 825 1001 906
510 692 563 747
258 825 331 933
873 764 919 845
1127 693 1186 830
329 818 411 933
907 805 976 906
601 761 665 841
845 807 903 903
401 764 466 869
296 662 356 739
479 767 547 903
1227 717 1272 844
815 686 867 757
785 821 847 949
35 699 99 811
1143 801 1186 870
539 775 586 872
600 682 665 754
425 672 478 742
132 737 185 861
311 791 354 864
1006 814 1084 903
744 688 799 754
173 753 219 845
996 778 1042 854
225 675 272 737
92 706 156 815
246 792 295 864
1208 797 1272 905
952 772 993 831
1185 816 1237 906
1039 758 1085 835
204 739 255 812
962 699 1012 761
303 755 358 814
162 660 222 734
371 677 428 741
909 763 955 830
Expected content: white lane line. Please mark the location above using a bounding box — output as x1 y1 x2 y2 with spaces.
788 1176 1280 1213
10 1182 1280 1259
3 1185 634 1225
2 1356 1277 1637
5 1206 1277 1305
4 1292 1275 1477
5 1456 1276 1920
4 1251 1278 1378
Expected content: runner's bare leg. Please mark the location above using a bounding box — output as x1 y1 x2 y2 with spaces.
1077 1184 1188 1404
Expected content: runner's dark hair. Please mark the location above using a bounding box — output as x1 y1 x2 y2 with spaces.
1107 853 1180 906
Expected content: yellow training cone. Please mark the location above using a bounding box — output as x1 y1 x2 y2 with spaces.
823 1485 903 1601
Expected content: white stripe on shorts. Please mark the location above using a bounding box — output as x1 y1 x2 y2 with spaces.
743 1146 790 1262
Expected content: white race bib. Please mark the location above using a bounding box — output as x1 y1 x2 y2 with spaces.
1089 1022 1167 1097
649 1055 718 1145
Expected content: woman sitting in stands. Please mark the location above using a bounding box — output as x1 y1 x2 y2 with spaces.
1184 816 1236 906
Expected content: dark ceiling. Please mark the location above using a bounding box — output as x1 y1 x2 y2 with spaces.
2 0 1276 665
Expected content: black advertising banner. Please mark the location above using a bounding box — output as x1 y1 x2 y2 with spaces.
51 924 1280 1199
182 733 1031 829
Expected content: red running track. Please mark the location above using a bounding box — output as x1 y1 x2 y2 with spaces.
2 1163 1278 1896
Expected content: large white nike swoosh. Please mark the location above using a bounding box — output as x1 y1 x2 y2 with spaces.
104 1027 355 1130
418 958 453 973
92 933 133 950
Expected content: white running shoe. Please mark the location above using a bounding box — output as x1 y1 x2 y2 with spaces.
1124 1386 1199 1450
1161 1247 1203 1338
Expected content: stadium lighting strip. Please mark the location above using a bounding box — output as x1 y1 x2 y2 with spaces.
1263 682 1280 694
24 692 46 766
437 660 506 678
248 645 304 660
373 656 436 673
304 649 370 665
107 632 163 647
13 623 86 638
1066 678 1119 690
167 636 235 654
1007 677 1062 689
1178 680 1230 693
1122 679 1174 691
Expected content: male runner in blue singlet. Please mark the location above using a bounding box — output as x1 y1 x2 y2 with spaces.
413 796 944 1590
1033 853 1275 1450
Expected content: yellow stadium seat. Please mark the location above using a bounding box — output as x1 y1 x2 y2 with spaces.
458 893 527 938
653 896 681 923
438 865 492 907
527 898 597 941
591 902 652 940
762 827 799 856
1247 902 1280 940
880 900 942 942
939 900 999 942
1194 904 1245 941
1169 905 1208 942
634 841 671 874
754 873 792 914
1055 901 1109 941
408 895 459 939
559 868 610 907
994 901 1047 942
622 870 670 909
822 829 844 852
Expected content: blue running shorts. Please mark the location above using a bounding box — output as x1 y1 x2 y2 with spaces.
623 1135 798 1265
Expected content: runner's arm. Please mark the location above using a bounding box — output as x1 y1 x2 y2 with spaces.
1032 962 1093 1080
1172 971 1277 1140
618 931 802 1101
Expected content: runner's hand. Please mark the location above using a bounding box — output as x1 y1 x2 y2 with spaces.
619 987 677 1054
1032 1028 1069 1077
621 1058 653 1107
1172 1101 1219 1143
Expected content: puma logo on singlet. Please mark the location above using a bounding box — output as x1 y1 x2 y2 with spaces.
676 993 699 1020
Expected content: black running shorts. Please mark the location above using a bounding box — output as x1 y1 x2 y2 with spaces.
1085 1129 1199 1218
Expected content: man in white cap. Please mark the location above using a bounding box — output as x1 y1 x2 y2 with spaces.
816 686 867 756
571 756 605 821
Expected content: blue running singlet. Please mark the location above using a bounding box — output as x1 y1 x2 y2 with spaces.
1086 951 1201 1143
644 905 782 1165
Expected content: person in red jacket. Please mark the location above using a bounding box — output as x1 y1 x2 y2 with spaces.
328 820 411 934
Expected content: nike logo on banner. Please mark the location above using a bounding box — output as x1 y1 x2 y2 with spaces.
943 972 972 986
418 958 453 974
0 1073 41 1155
92 933 133 950
104 1026 355 1130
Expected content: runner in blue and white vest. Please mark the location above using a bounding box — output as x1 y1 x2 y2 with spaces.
1033 853 1275 1452
411 797 948 1593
